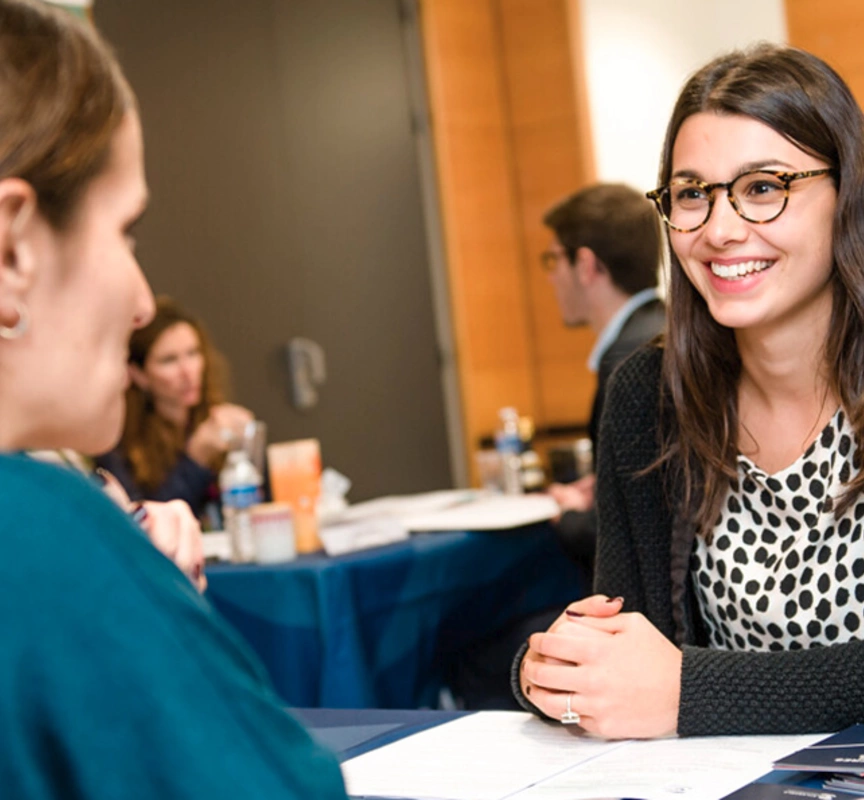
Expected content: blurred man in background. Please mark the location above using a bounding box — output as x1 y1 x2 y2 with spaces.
541 183 665 571
447 184 664 711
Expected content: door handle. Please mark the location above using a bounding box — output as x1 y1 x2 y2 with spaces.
286 337 326 410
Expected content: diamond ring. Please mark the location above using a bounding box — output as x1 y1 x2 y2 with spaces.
561 692 581 725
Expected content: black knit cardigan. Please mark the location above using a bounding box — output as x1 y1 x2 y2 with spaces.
513 345 864 736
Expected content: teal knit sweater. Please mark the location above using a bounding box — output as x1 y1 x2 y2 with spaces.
0 454 346 798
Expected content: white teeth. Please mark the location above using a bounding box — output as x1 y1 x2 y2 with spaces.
710 260 772 279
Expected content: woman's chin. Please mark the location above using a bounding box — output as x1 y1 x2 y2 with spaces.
181 389 202 407
81 408 125 457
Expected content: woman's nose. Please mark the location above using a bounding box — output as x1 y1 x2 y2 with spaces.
701 191 749 246
132 265 155 330
179 358 195 380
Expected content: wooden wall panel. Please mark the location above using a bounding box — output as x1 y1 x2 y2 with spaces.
422 0 595 479
421 0 537 472
786 0 864 104
496 0 596 426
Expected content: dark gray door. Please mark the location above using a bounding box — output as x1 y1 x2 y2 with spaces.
97 0 452 500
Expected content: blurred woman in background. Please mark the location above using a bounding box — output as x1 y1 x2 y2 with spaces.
97 295 254 521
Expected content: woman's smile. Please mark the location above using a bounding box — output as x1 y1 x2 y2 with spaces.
669 112 837 335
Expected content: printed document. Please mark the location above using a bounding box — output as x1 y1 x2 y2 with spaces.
340 711 822 800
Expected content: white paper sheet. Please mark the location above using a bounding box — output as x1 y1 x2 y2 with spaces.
336 490 480 523
318 517 410 556
340 711 823 800
342 712 626 800
512 732 825 800
323 491 559 555
402 493 559 532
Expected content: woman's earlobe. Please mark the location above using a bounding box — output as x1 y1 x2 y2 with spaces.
0 298 29 340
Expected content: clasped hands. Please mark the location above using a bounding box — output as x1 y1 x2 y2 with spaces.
520 595 682 739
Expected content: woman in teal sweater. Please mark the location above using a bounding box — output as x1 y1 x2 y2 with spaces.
0 2 345 797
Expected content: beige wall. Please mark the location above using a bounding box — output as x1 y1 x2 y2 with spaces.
571 0 788 191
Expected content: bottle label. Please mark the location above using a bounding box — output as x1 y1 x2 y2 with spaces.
221 484 262 510
495 431 522 455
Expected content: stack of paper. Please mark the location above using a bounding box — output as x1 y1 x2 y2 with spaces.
772 725 864 796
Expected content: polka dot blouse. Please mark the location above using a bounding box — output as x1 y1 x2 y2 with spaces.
692 407 864 652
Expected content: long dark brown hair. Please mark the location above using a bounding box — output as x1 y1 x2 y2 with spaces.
656 43 864 538
121 296 228 491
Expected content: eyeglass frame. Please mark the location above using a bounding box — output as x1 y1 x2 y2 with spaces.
645 167 837 233
539 245 575 272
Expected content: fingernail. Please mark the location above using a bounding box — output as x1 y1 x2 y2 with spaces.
565 610 584 618
130 502 148 526
606 596 624 604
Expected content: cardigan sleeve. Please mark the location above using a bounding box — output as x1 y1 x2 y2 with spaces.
592 347 677 640
593 413 647 609
677 639 864 735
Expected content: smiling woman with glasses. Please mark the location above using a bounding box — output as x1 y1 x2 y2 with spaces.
514 43 864 741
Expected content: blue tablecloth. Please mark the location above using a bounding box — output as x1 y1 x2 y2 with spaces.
206 523 584 709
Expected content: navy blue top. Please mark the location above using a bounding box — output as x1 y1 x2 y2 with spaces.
96 447 216 518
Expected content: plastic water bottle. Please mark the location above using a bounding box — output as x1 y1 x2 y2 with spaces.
220 449 263 563
495 407 521 454
495 407 523 494
574 437 594 478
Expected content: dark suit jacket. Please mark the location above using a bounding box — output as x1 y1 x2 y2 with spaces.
588 297 666 452
558 297 665 568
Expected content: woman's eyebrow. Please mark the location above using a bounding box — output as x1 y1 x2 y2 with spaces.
671 159 798 181
739 158 797 171
670 169 701 180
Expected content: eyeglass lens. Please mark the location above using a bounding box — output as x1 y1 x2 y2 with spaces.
540 250 562 271
661 171 789 230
